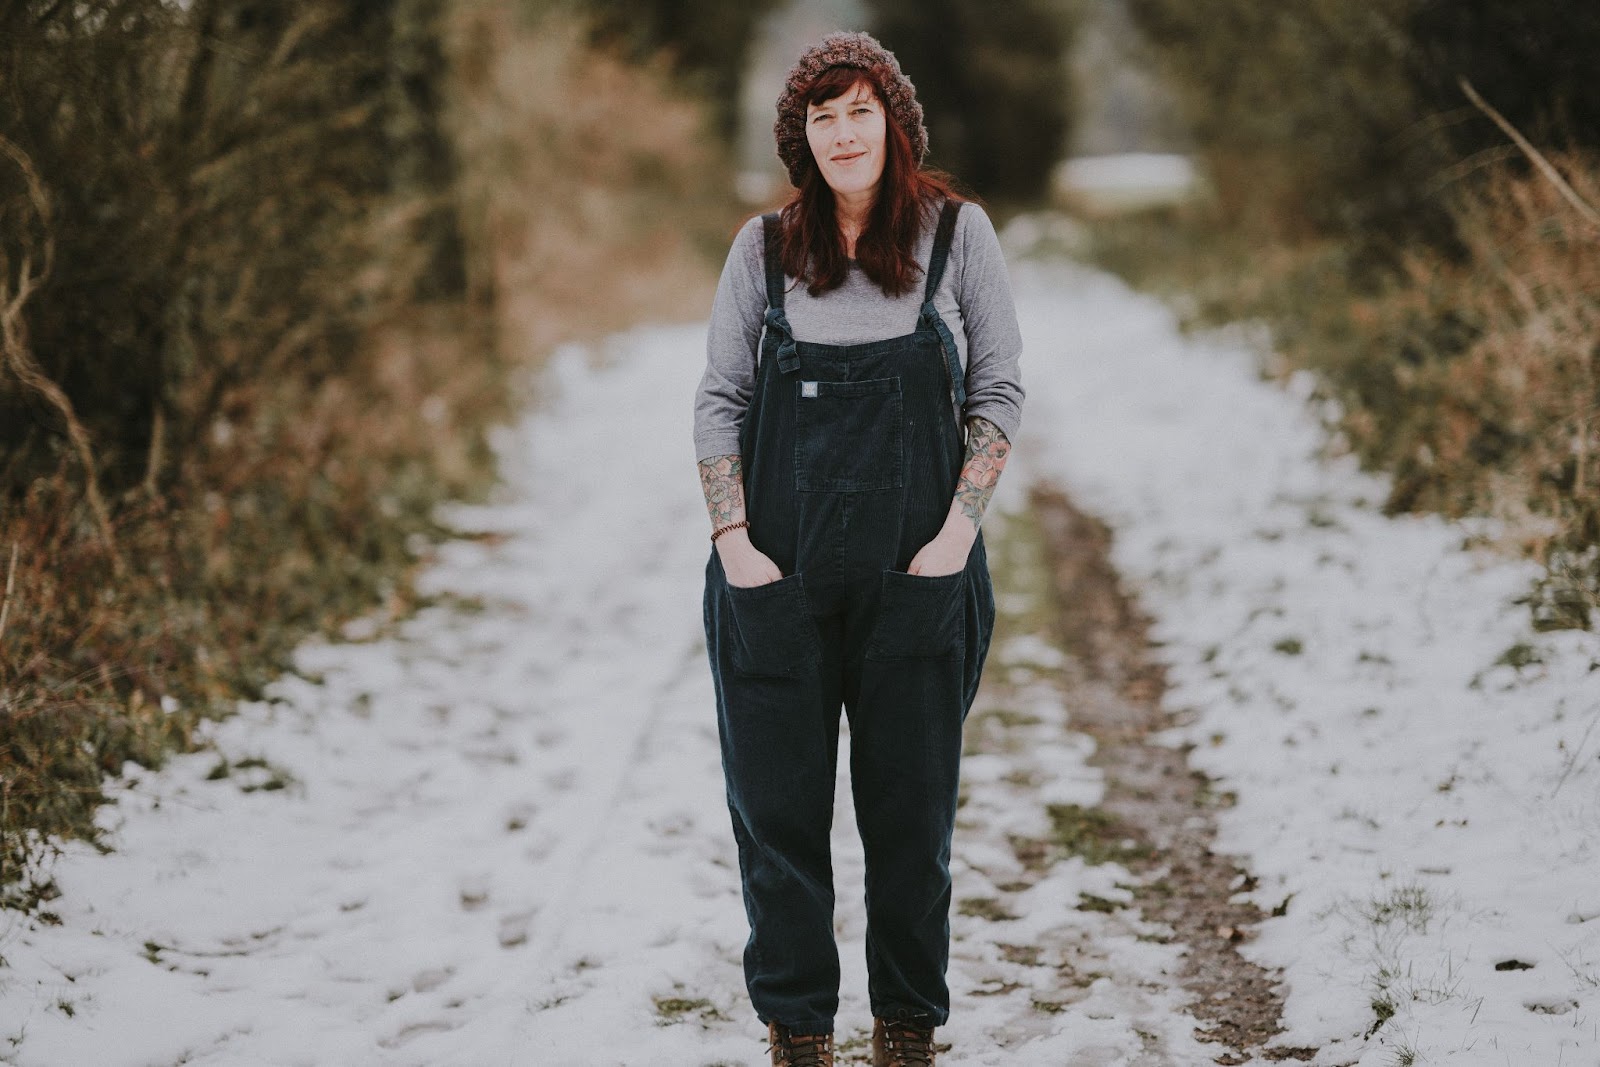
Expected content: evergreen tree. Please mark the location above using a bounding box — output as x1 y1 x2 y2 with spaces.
868 0 1075 203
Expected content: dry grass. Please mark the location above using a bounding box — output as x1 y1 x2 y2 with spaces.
448 5 723 363
1374 159 1599 526
1372 155 1600 626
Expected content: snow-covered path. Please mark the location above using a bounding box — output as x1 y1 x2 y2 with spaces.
4 238 1599 1066
0 307 1208 1065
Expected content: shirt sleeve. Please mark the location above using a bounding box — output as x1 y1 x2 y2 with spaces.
693 215 768 462
952 203 1025 444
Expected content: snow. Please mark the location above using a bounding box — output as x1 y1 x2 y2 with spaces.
2 240 1597 1065
1003 243 1600 1065
1054 153 1195 194
1051 154 1197 214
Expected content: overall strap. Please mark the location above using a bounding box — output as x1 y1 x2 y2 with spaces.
761 213 786 310
918 200 968 408
922 199 962 302
760 212 800 374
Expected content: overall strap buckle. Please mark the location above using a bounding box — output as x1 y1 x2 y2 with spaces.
765 305 800 374
920 299 967 408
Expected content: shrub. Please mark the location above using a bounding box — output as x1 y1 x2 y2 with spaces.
1 0 730 908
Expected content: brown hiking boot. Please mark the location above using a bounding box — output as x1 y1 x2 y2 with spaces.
871 1017 937 1067
767 1022 834 1067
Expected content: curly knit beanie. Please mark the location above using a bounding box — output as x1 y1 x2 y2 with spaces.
773 31 928 188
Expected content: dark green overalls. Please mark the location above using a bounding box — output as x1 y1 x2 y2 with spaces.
703 200 995 1036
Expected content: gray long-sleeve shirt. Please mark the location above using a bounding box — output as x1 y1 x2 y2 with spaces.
693 200 1024 462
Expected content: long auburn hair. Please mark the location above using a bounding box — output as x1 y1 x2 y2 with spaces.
779 66 967 299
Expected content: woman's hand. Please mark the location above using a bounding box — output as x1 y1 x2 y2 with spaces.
716 527 785 588
907 517 977 577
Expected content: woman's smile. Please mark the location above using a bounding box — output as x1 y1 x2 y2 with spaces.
806 80 887 199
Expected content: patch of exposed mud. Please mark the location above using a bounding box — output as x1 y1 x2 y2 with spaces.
1029 484 1317 1064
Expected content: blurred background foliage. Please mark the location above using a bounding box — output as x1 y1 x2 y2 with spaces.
583 0 786 140
1122 0 1600 248
869 0 1077 203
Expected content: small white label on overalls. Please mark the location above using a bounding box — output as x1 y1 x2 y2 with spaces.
801 381 819 398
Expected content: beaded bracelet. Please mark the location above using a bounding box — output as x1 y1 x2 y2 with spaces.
710 519 750 543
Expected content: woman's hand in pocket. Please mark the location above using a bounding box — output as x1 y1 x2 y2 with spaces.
716 527 784 588
908 517 977 577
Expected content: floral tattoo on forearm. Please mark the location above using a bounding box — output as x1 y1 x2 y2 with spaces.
698 454 747 529
953 416 1011 530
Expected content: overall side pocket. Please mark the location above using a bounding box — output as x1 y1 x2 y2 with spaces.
866 567 967 660
725 572 819 677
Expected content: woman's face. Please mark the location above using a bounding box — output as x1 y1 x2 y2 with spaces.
805 79 887 201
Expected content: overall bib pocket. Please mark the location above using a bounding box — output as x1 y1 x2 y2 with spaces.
866 567 967 660
794 377 903 492
725 571 819 677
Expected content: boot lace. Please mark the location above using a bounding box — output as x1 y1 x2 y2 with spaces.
769 1028 833 1067
881 1020 936 1066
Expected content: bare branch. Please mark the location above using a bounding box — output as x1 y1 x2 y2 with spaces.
0 135 122 570
0 541 17 647
1459 76 1600 232
143 403 165 498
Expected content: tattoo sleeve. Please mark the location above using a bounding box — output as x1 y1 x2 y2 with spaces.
951 416 1011 531
698 454 747 530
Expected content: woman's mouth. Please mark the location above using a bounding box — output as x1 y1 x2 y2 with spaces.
832 151 866 164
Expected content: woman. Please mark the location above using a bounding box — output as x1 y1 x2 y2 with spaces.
694 31 1023 1067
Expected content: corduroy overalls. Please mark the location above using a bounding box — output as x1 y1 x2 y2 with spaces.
703 201 995 1035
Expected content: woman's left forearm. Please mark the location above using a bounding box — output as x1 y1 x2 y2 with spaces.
942 415 1011 545
907 416 1011 575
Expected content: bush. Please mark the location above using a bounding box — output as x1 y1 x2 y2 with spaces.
1 0 730 909
1358 155 1600 627
0 1 464 499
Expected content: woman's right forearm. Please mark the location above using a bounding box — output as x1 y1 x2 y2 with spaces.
698 454 747 530
700 453 780 585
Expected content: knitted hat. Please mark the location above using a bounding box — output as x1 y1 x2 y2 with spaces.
773 31 928 188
